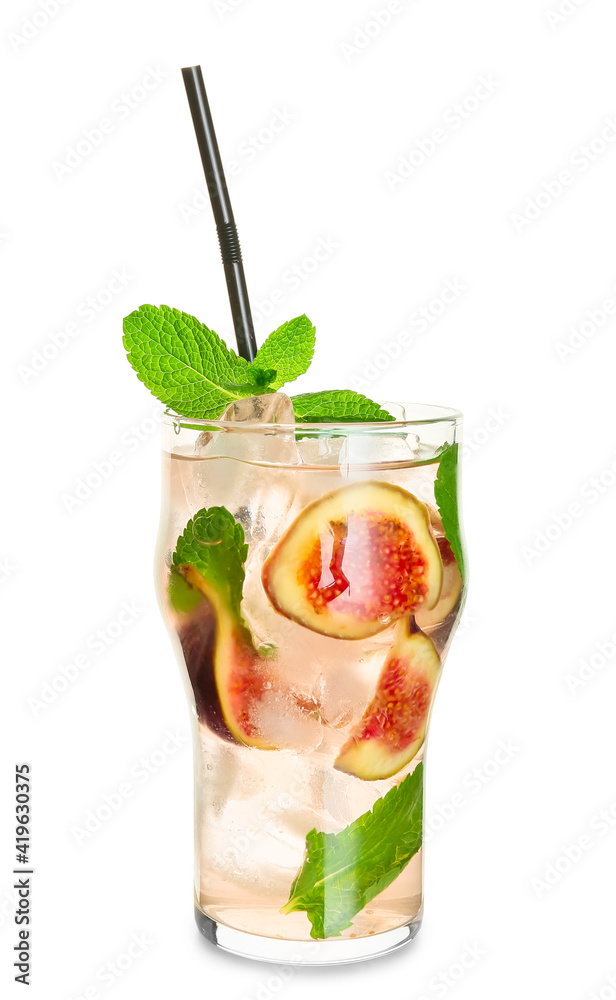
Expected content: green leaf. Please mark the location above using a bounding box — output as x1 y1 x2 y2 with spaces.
292 391 394 423
171 506 248 613
124 305 396 424
123 304 276 420
220 368 278 393
254 316 316 390
434 444 465 578
219 378 277 395
281 763 423 939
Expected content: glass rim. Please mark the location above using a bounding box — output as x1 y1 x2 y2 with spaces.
162 401 463 434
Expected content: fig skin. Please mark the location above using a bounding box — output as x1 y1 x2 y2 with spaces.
415 537 463 630
262 481 443 640
171 567 278 750
334 620 441 781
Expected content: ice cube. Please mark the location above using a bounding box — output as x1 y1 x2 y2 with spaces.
385 456 439 506
221 392 295 424
296 433 346 467
340 430 421 469
247 690 324 754
196 393 299 467
264 754 393 837
313 652 382 731
170 453 298 555
319 762 394 830
198 741 394 900
175 393 301 547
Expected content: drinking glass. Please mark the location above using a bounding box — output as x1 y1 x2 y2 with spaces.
155 402 466 965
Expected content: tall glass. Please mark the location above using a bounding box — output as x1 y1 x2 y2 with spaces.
155 403 465 965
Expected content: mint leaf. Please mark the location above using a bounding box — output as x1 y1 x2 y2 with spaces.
221 366 278 392
219 375 277 395
434 444 465 578
124 305 394 424
281 763 423 939
123 305 276 419
292 391 394 423
248 368 278 387
171 506 248 613
254 316 316 390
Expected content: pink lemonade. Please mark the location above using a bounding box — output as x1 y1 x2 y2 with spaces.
155 404 465 963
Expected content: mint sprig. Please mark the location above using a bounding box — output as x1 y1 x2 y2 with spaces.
434 444 465 578
254 316 316 390
292 391 393 423
281 763 423 939
123 304 391 422
171 506 248 613
123 305 277 420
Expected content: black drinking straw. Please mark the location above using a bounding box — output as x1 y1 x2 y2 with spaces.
181 65 258 363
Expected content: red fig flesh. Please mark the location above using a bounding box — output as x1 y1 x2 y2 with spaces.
262 481 443 640
334 623 441 780
173 566 278 749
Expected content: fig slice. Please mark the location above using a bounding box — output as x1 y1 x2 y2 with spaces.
172 566 278 750
415 536 463 629
334 621 441 780
262 481 443 640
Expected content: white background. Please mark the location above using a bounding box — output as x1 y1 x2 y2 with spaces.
3 0 616 997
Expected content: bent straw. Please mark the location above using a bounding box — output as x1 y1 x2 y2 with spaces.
182 65 258 362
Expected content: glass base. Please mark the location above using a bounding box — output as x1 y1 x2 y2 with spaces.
194 905 422 966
